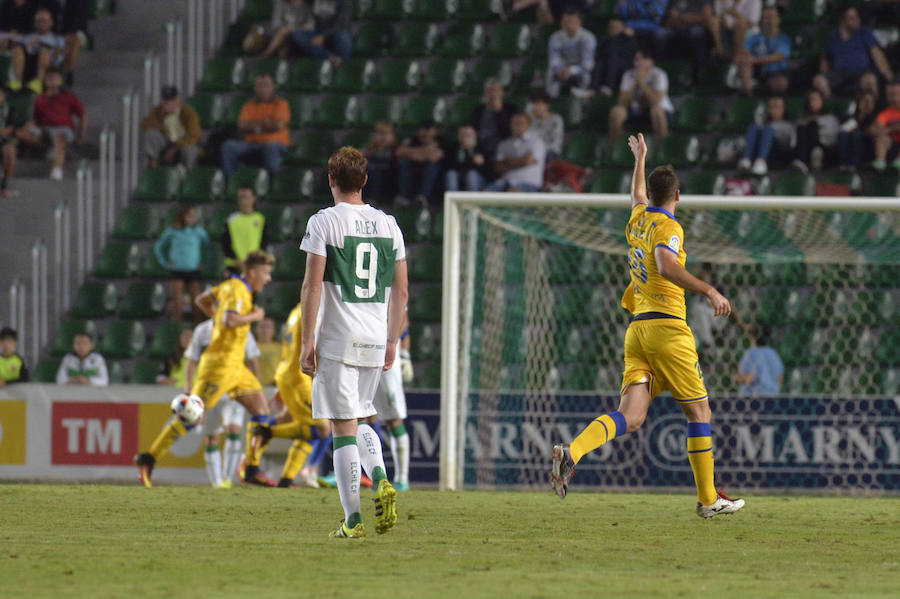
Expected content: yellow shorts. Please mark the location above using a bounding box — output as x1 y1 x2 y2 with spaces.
275 372 323 428
191 360 262 411
621 318 708 403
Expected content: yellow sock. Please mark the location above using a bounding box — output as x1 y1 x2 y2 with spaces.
149 420 187 461
246 416 272 467
687 422 717 505
281 439 312 480
569 411 627 465
271 421 302 439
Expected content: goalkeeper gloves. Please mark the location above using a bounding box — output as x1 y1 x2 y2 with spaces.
399 348 414 384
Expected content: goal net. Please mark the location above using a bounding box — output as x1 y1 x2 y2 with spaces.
439 193 900 492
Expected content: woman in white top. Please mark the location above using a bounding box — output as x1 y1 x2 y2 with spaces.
715 0 762 51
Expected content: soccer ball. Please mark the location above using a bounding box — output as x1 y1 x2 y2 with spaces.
170 393 205 426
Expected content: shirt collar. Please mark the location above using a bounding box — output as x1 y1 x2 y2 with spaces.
645 206 678 222
231 274 253 294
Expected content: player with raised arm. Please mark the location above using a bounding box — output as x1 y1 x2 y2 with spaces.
551 133 745 518
135 250 276 487
300 146 409 539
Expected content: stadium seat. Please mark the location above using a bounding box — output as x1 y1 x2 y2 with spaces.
658 60 692 95
409 244 443 283
823 171 863 195
131 359 164 384
589 171 629 194
331 58 375 93
134 167 182 203
273 246 306 281
222 93 252 129
675 97 716 132
242 0 274 20
446 95 483 128
438 22 485 58
100 320 147 359
372 0 410 19
288 94 315 128
458 0 498 20
720 97 760 133
243 58 288 90
467 57 513 94
225 166 269 201
149 322 191 358
551 96 583 127
313 94 359 129
372 59 421 93
393 23 440 57
564 133 599 167
584 96 617 130
206 204 233 238
113 204 162 239
705 135 746 167
778 326 811 367
353 22 391 57
6 92 34 126
94 243 140 278
864 175 900 197
683 171 725 195
400 96 448 129
287 132 334 166
392 206 432 242
202 246 226 280
411 0 456 20
487 23 531 57
50 320 98 357
783 0 824 26
70 282 118 318
180 166 226 204
607 137 640 168
259 206 294 241
139 249 169 279
264 284 300 320
409 285 442 322
422 58 467 94
654 134 700 168
773 172 816 196
287 59 333 92
33 358 61 382
269 169 307 204
419 361 441 388
409 323 438 361
429 210 443 242
358 95 404 129
513 57 547 93
198 57 245 92
187 92 226 128
118 282 167 319
342 129 371 150
107 360 127 384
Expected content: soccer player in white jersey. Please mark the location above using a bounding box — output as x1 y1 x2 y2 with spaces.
300 146 409 539
183 318 261 488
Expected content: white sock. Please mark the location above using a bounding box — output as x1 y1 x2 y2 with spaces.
390 430 410 485
204 446 223 487
223 436 243 483
333 441 361 523
357 423 389 483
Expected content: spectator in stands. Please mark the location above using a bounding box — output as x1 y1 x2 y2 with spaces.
444 124 488 192
665 0 720 77
486 113 546 192
545 6 596 99
469 78 517 173
223 186 268 275
291 0 352 66
733 5 790 96
154 203 211 322
837 91 877 172
738 96 794 175
0 0 36 46
361 120 397 205
253 317 280 387
141 85 202 170
58 0 89 74
615 0 669 56
814 8 893 101
221 73 290 179
9 8 64 93
872 81 900 171
16 66 86 181
0 326 28 387
713 0 760 54
56 332 108 386
527 90 563 160
395 119 443 206
593 16 639 96
254 0 312 58
793 90 840 173
0 87 19 197
156 327 193 388
736 325 783 396
609 49 674 147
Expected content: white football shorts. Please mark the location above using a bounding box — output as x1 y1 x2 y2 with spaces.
200 395 247 435
312 356 380 421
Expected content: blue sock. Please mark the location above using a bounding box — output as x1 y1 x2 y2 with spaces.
372 421 384 440
310 434 332 468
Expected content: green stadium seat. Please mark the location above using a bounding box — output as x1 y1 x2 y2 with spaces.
342 129 371 150
419 361 441 388
259 206 294 241
222 18 252 52
119 282 167 319
100 320 147 359
287 132 334 166
447 95 483 128
864 175 900 197
422 58 467 94
411 0 456 20
658 60 692 95
393 23 439 57
222 93 252 129
353 22 391 57
331 58 375 93
269 169 307 204
113 204 162 239
695 60 730 96
783 0 824 25
675 97 716 132
287 59 333 92
721 97 760 133
198 57 245 92
784 368 806 395
409 323 439 361
288 94 315 128
654 134 701 168
70 282 117 318
438 22 485 58
264 284 300 320
392 206 432 242
564 133 599 166
202 246 226 280
409 244 443 283
823 171 862 195
149 322 191 358
513 57 547 93
88 0 112 18
705 135 746 167
779 326 811 367
409 285 442 322
94 243 140 278
551 96 583 127
225 166 269 201
773 172 816 196
134 167 182 203
313 94 359 129
372 59 421 93
6 92 34 126
487 23 531 58
242 0 274 20
273 246 306 281
532 24 553 57
467 57 513 94
51 320 98 357
187 93 226 128
584 96 617 130
589 171 630 194
607 136 642 168
107 360 126 384
458 0 498 20
33 358 61 382
131 359 164 384
683 171 725 195
298 168 327 199
243 58 288 90
400 96 448 128
358 95 404 129
429 210 443 242
372 0 410 19
206 204 232 238
180 166 225 204
589 0 616 20
139 249 169 279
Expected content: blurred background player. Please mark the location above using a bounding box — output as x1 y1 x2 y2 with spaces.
252 317 280 386
56 332 108 386
183 317 262 488
300 146 408 538
135 251 275 488
552 133 744 519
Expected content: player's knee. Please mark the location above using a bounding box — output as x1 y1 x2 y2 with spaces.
624 411 646 433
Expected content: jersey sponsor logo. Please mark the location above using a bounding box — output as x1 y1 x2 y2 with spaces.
51 402 139 465
668 235 681 253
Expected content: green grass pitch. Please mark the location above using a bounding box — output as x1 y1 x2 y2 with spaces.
1 484 898 598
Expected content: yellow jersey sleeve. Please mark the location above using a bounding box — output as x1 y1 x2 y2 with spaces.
652 219 685 261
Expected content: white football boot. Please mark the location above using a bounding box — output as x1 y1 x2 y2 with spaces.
697 489 745 519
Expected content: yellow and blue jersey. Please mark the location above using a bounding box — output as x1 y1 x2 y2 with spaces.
275 302 304 382
205 275 255 367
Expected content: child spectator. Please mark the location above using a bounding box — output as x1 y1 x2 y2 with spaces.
9 8 64 94
486 113 546 192
733 5 790 95
837 91 877 172
545 6 596 98
56 332 108 386
793 90 840 173
223 186 268 275
0 87 18 196
395 119 443 206
154 204 211 322
141 85 202 170
527 90 564 160
221 73 290 178
444 124 488 192
254 317 281 387
156 327 193 388
16 67 86 180
0 327 28 387
361 121 397 205
609 49 674 146
713 0 760 53
736 326 783 396
872 81 900 172
738 96 795 175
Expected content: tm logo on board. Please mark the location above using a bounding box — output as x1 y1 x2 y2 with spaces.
51 402 139 465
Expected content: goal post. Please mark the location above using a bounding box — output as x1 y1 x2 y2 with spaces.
439 192 900 492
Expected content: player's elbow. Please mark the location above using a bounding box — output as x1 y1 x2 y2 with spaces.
392 285 409 308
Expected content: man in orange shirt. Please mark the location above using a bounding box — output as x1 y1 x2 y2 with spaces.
872 80 900 171
221 73 291 178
